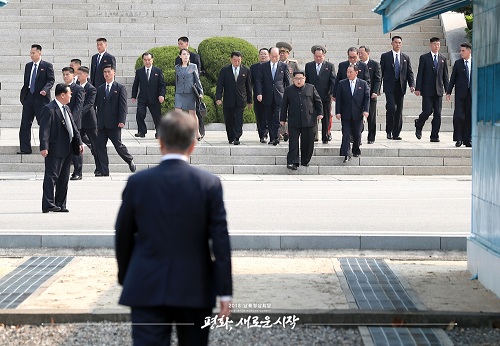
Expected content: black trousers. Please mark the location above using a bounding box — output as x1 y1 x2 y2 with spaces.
315 99 331 142
223 105 244 142
136 99 162 136
42 150 72 211
97 128 133 175
72 127 100 176
453 90 472 144
340 117 363 157
131 306 212 346
19 93 45 153
416 94 443 140
254 100 267 139
263 101 281 141
385 84 404 137
287 125 315 165
367 97 377 142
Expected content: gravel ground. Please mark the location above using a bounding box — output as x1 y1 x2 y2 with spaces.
0 323 361 346
446 327 500 345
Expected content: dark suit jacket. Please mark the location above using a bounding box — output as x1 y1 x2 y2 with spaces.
335 78 370 120
304 61 336 100
95 81 128 129
447 58 471 99
366 59 382 95
81 82 97 129
280 83 323 128
215 64 252 107
39 100 82 158
175 52 202 74
68 83 85 129
333 60 370 97
20 60 55 105
380 51 415 94
131 66 166 103
254 61 291 106
250 63 261 102
115 159 232 309
90 52 116 88
416 52 449 97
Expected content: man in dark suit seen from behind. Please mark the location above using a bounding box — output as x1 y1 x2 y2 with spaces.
39 83 84 213
250 48 270 143
76 66 101 176
132 52 166 139
414 37 449 142
90 37 116 89
216 51 253 145
94 65 135 177
446 42 472 147
380 36 415 140
280 71 323 170
335 65 370 163
115 110 232 346
358 45 382 144
305 45 336 144
255 47 291 145
18 44 55 154
176 36 205 138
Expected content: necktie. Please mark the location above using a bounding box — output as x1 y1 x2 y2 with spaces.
97 54 102 66
394 54 400 79
30 63 37 94
106 84 110 97
62 106 74 141
350 80 355 95
433 54 438 70
465 60 470 86
146 68 150 81
234 67 238 82
316 63 321 75
271 63 276 79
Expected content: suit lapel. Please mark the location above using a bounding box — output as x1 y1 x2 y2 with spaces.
54 101 64 124
106 82 115 102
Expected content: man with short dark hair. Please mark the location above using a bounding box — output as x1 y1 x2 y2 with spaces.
39 83 83 213
94 65 135 176
251 48 270 143
414 37 449 142
90 38 116 88
18 44 55 154
280 71 323 170
132 52 166 139
69 59 82 84
446 42 472 147
359 45 382 144
216 51 252 145
116 110 232 346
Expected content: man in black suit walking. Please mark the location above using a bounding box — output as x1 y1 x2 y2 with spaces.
250 48 270 143
19 44 55 154
359 46 382 144
90 38 116 88
446 42 472 147
216 51 252 145
280 71 323 170
39 84 83 213
76 66 101 175
255 47 291 145
115 110 232 346
132 52 166 139
94 65 135 177
305 45 336 144
335 65 370 162
380 36 415 140
333 47 370 97
414 37 449 142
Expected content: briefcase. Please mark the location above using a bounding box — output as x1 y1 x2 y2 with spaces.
197 100 207 117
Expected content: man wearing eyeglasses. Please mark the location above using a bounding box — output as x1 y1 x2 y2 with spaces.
280 71 323 170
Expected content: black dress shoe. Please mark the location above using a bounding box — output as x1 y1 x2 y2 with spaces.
322 140 328 144
283 133 289 142
134 132 145 138
128 160 137 173
327 134 332 141
55 208 69 212
455 141 463 147
229 140 234 144
430 138 440 142
286 164 298 170
465 142 472 147
367 140 374 144
301 163 309 167
260 138 266 143
353 153 360 157
95 172 109 177
17 151 31 155
268 141 273 145
272 139 279 146
415 119 422 139
70 175 82 181
386 134 392 139
343 156 351 163
233 139 240 145
393 136 402 140
42 206 61 213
